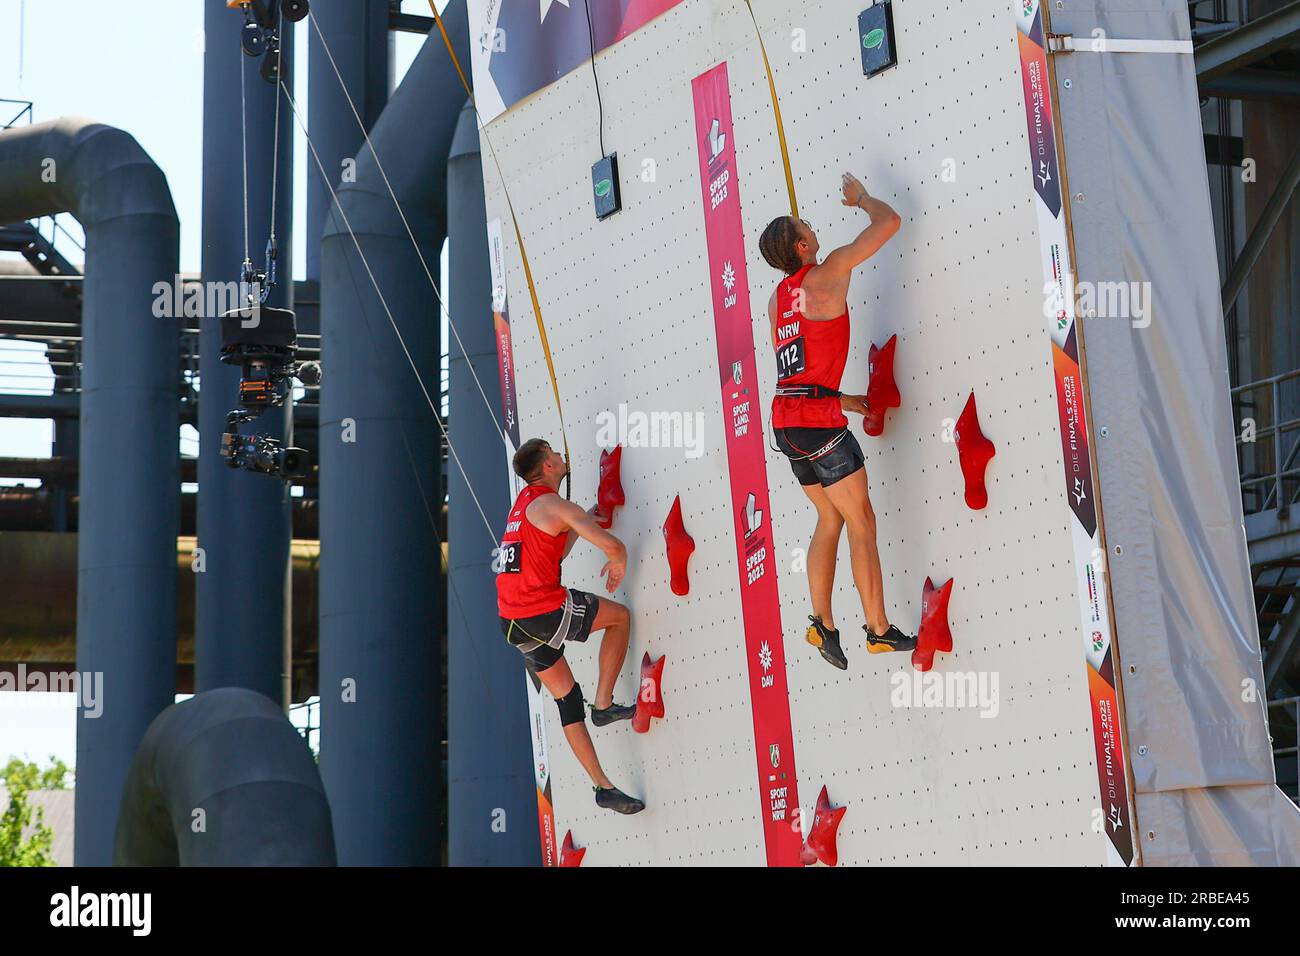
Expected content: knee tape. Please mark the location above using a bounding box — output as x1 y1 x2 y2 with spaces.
556 683 586 726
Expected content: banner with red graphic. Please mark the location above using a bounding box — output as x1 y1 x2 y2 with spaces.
1014 1 1136 866
470 0 688 122
692 62 802 867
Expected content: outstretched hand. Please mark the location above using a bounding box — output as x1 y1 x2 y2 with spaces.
841 172 869 207
600 558 625 593
840 393 870 417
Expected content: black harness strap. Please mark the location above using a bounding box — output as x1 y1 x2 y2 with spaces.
774 384 842 399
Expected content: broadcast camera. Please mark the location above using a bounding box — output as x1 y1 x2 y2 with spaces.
219 301 318 481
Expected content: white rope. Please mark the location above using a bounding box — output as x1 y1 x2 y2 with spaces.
278 79 500 547
307 11 504 437
240 42 251 264
268 6 284 244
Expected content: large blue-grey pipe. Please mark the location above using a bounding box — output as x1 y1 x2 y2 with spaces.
446 102 542 866
305 0 392 283
318 3 467 865
197 7 295 703
114 688 335 866
0 117 180 866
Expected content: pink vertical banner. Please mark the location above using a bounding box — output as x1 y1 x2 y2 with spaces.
692 61 801 867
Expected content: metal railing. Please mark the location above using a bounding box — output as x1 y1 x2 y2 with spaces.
0 98 32 130
1269 696 1299 758
289 697 320 758
1268 696 1299 806
1232 368 1300 518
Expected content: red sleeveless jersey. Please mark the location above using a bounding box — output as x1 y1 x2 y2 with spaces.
771 264 850 429
496 484 568 619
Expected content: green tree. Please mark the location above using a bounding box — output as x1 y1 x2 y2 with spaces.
0 757 72 867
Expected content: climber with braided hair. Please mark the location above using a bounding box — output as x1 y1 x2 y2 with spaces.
759 172 913 670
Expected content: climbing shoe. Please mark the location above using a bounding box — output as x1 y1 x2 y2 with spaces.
806 615 848 670
594 786 645 815
864 623 917 654
590 701 636 727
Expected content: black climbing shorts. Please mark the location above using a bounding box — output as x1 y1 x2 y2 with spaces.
500 588 601 673
773 426 865 488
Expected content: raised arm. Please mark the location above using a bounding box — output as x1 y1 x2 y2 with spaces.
818 172 901 284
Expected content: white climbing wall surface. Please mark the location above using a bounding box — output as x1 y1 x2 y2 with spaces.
474 0 1135 865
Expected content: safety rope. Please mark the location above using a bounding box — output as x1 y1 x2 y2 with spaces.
743 0 799 218
427 0 573 500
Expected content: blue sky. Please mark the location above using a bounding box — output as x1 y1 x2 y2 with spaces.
0 0 444 771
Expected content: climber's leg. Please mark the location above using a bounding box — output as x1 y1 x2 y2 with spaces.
589 597 631 711
535 658 614 789
823 467 889 635
799 482 844 630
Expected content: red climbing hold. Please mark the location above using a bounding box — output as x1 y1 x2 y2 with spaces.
559 830 585 867
596 445 625 529
803 785 847 867
954 391 995 510
632 652 666 734
863 334 900 437
663 495 695 596
912 576 955 673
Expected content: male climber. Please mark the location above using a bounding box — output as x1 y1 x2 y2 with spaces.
496 438 645 815
758 172 915 670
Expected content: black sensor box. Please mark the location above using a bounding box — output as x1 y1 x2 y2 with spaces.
859 3 897 78
592 153 621 220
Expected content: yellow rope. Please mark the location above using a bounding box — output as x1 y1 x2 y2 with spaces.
744 0 799 218
428 1 573 497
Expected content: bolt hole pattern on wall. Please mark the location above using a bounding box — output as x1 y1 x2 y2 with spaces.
474 0 1100 865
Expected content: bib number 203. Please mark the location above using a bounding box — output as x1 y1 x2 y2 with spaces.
494 542 523 574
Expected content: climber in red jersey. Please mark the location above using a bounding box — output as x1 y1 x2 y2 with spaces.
759 172 914 670
496 438 645 815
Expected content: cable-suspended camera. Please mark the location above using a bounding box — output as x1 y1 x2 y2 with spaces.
229 0 309 83
219 302 316 481
220 0 317 482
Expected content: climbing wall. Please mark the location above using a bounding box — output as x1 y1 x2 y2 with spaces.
476 0 1119 865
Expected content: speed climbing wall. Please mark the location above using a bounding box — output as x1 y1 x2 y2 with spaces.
468 0 1297 866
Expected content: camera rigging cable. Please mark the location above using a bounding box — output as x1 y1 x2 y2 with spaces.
306 13 503 443
277 78 500 545
268 5 283 279
321 156 520 749
424 0 573 501
230 3 519 738
238 4 284 294
240 42 251 266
